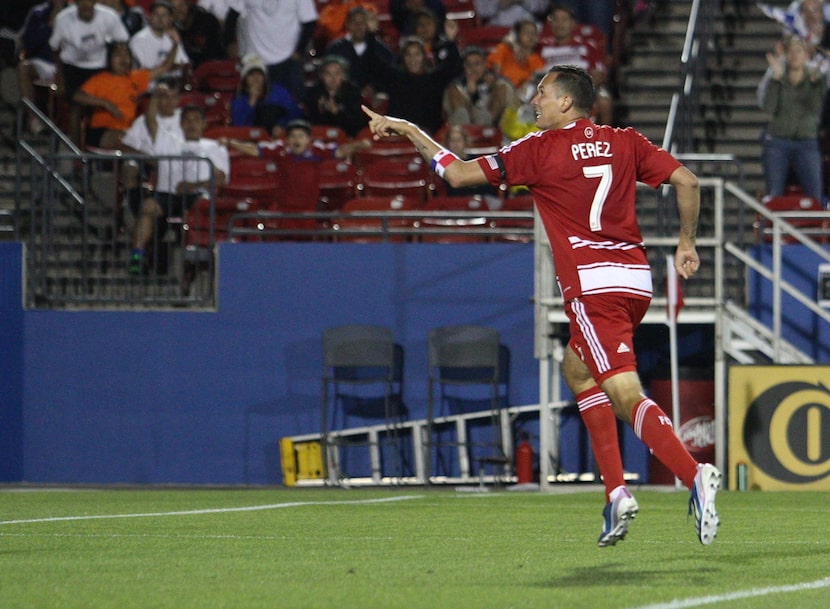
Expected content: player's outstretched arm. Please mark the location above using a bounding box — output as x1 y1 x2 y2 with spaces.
361 105 488 188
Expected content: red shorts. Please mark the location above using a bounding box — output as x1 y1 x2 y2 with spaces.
565 294 650 385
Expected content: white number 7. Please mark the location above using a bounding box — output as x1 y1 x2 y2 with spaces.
583 164 612 232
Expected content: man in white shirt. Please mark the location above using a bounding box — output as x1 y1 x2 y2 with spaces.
129 0 190 75
129 91 230 275
48 0 129 143
120 78 184 234
226 0 318 99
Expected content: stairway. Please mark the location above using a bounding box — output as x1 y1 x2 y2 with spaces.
618 0 782 199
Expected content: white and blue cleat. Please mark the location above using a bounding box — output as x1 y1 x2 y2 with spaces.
597 487 639 547
689 463 722 545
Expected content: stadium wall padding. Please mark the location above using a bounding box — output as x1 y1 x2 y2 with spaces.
748 244 830 362
3 242 545 484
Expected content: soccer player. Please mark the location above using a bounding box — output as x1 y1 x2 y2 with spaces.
362 64 722 547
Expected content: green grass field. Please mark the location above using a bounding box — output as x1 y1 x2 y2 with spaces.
1 486 828 609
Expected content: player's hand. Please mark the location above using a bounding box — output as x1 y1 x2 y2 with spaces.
361 104 408 140
675 246 700 280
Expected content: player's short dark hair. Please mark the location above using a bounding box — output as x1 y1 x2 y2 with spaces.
547 65 596 114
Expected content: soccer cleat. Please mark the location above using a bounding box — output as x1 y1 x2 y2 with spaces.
689 463 722 545
597 487 639 547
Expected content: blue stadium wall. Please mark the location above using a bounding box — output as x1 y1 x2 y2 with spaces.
1 241 730 486
1 242 543 485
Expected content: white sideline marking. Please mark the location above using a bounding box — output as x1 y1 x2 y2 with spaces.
0 494 423 525
629 576 830 609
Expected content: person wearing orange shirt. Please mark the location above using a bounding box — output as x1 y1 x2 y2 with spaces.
487 19 544 89
315 0 378 50
73 39 179 149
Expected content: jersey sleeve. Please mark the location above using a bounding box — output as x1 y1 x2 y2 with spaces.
476 132 546 189
631 128 681 188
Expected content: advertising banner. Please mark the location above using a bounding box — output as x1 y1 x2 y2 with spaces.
728 366 830 490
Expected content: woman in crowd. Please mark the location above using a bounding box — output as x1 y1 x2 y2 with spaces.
231 54 305 136
302 55 368 138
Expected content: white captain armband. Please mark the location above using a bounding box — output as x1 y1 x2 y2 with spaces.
430 149 459 178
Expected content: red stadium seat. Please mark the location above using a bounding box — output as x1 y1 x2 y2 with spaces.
333 195 421 241
183 195 261 247
435 124 504 155
205 125 271 142
459 25 510 53
418 196 491 242
179 91 232 127
192 59 240 93
310 124 349 145
352 134 421 168
756 194 829 243
318 159 359 211
357 157 434 202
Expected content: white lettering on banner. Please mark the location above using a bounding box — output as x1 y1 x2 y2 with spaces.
571 141 612 160
678 416 716 450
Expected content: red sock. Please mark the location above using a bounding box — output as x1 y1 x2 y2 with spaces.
632 397 698 488
576 387 625 501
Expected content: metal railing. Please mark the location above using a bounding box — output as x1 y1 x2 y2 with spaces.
16 99 220 308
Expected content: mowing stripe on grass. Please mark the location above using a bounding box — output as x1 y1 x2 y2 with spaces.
0 494 423 526
629 576 830 609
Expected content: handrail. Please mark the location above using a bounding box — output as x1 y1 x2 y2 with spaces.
19 97 83 157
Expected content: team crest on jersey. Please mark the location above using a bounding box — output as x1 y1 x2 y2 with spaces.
584 126 594 139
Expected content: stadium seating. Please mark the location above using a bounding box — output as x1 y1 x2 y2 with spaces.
357 157 434 202
333 195 421 241
191 59 240 93
756 194 829 244
318 159 360 212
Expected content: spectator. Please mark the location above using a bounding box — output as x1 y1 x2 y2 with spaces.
473 0 549 28
442 124 500 200
498 68 542 140
73 40 179 149
759 35 826 203
129 99 229 275
487 18 545 89
231 53 304 135
443 46 517 127
16 0 67 134
171 0 225 68
49 0 130 144
97 0 147 37
225 0 318 101
122 76 184 153
556 0 616 39
412 8 456 68
120 77 184 233
130 0 190 77
199 0 233 23
315 0 378 50
222 119 368 213
326 7 395 102
390 0 445 36
223 117 369 160
540 4 613 124
366 24 462 134
302 54 368 138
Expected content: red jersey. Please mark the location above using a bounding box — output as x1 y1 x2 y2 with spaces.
477 118 681 301
538 32 606 76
